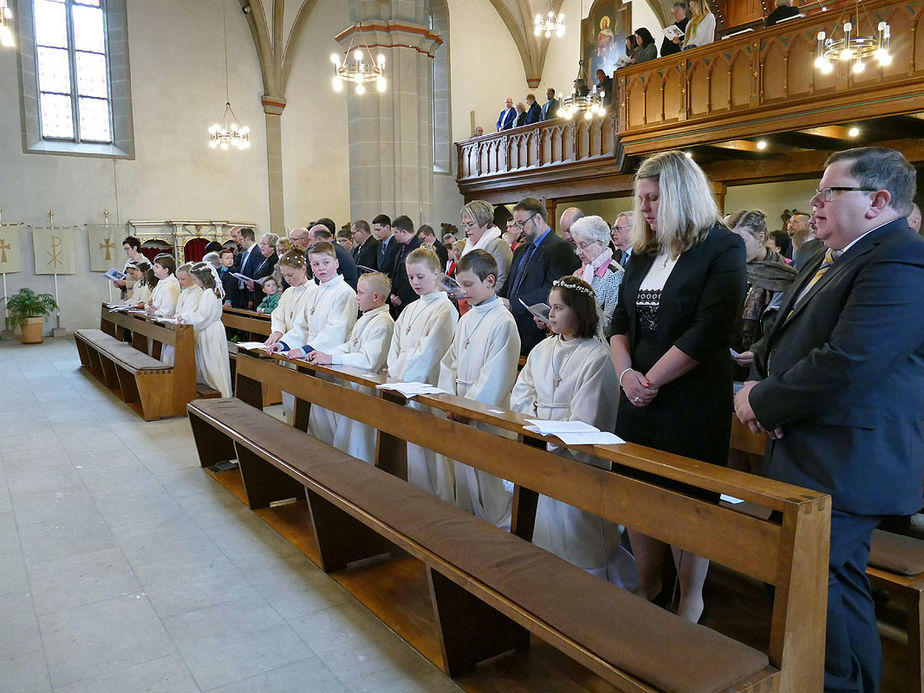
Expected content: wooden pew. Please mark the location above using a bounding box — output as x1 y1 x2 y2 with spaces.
730 415 924 693
75 303 207 420
219 306 281 405
192 351 831 692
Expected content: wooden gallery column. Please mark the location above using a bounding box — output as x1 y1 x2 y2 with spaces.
343 0 443 224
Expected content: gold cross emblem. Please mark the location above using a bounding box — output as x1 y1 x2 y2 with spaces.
99 236 115 261
0 238 9 264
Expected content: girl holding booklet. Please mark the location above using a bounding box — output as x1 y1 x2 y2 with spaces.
510 276 635 587
387 248 458 501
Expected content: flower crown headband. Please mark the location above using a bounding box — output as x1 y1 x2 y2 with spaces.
552 278 595 297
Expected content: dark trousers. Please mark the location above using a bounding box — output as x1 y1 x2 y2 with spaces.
825 510 883 692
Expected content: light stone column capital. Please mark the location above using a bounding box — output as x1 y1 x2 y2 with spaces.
335 21 443 59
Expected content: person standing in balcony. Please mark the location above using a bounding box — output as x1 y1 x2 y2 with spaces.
765 0 801 27
661 2 690 57
496 97 516 131
633 28 658 64
595 68 613 107
682 0 715 50
525 94 542 125
541 88 560 120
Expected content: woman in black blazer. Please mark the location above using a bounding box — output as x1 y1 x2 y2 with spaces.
609 151 746 623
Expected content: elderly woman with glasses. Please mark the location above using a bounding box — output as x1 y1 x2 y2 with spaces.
570 215 624 341
460 200 513 292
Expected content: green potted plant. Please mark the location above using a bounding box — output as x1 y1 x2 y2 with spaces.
5 288 58 344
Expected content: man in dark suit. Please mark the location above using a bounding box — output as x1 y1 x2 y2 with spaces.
307 224 358 290
388 215 422 317
735 147 924 693
496 97 516 131
372 214 400 279
524 94 542 125
595 69 613 107
541 88 560 121
500 197 581 354
350 219 379 271
235 227 261 308
417 224 448 268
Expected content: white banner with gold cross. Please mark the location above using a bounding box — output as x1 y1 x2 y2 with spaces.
31 226 78 275
0 224 24 274
87 224 121 272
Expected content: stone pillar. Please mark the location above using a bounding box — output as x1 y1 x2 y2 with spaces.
342 1 443 225
262 96 286 233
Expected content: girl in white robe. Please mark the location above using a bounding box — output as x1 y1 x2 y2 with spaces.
302 272 395 462
510 276 636 588
263 252 316 420
147 254 181 364
277 243 358 442
437 250 521 527
127 260 153 306
387 248 458 501
175 263 233 397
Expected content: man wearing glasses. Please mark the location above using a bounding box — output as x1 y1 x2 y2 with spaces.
500 197 581 354
735 147 924 693
611 211 634 268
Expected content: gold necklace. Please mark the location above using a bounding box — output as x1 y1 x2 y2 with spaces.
404 298 431 335
462 304 493 349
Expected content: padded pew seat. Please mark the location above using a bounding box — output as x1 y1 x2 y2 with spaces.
190 398 771 693
75 329 168 370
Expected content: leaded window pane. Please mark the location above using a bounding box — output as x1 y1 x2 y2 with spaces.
72 4 104 53
34 0 68 48
76 51 107 97
37 45 71 94
78 96 111 141
40 93 75 139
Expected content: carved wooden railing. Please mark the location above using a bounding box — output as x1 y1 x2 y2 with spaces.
455 0 924 199
616 0 924 154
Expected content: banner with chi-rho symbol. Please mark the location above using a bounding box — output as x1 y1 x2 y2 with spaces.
32 226 77 275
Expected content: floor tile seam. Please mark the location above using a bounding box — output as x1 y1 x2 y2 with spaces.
194 655 328 693
45 648 190 692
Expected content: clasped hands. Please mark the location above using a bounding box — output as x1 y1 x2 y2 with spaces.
622 370 659 408
734 381 784 439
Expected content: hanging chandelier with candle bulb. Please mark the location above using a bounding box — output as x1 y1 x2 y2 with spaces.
209 102 250 151
534 2 565 39
560 60 606 120
0 0 15 48
207 0 250 151
814 0 891 75
331 23 386 95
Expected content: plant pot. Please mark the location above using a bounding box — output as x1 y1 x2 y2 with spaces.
20 317 45 344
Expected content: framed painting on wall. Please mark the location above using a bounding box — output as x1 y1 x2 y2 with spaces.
581 0 632 80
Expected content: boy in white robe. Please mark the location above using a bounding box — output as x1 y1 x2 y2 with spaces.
278 242 358 434
176 263 233 397
437 250 521 527
272 242 357 355
510 276 636 589
387 248 458 501
302 272 395 461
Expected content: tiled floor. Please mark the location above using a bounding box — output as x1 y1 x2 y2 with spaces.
0 337 460 692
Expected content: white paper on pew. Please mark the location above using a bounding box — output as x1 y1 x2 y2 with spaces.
156 316 181 324
523 425 625 445
523 419 599 435
376 381 449 398
107 303 133 311
237 341 271 351
720 494 745 504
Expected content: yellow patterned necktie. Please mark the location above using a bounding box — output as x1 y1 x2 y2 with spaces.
789 248 839 318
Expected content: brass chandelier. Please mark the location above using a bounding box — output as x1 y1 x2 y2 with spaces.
814 0 891 74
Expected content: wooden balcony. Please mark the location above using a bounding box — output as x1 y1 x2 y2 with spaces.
455 0 924 202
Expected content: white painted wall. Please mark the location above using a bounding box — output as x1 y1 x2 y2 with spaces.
280 0 351 229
